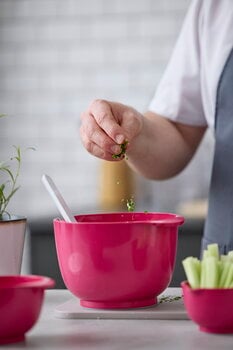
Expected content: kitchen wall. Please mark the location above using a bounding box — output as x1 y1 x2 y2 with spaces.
0 0 214 219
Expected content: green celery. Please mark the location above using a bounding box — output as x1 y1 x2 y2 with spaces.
203 256 219 288
200 259 206 288
219 261 231 288
228 251 233 262
203 249 210 259
223 264 233 288
221 254 229 262
183 243 233 289
182 257 200 289
207 243 219 260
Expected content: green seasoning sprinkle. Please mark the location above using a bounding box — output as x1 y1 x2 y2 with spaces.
126 197 135 212
158 295 182 304
112 140 129 159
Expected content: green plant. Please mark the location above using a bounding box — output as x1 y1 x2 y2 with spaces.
0 115 34 220
0 145 22 220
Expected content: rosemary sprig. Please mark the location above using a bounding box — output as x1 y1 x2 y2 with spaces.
0 146 21 220
0 145 35 220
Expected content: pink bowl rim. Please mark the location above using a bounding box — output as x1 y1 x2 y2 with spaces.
54 212 185 226
0 275 55 289
181 280 233 292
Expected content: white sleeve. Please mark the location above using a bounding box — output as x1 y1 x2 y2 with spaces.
149 0 207 126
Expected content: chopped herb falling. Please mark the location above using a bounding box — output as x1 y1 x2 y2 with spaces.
112 140 129 159
126 197 135 212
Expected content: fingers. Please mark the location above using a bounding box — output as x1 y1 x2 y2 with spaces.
89 99 125 144
80 110 122 161
80 99 143 161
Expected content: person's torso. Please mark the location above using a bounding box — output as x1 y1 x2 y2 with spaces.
199 0 233 129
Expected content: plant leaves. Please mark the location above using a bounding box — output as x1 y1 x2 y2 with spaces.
4 186 20 202
0 165 15 183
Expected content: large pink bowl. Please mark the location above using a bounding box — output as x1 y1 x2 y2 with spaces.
0 275 55 344
181 281 233 333
53 212 184 309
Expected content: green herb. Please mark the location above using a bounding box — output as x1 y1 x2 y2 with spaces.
126 197 135 212
159 295 182 304
112 140 129 159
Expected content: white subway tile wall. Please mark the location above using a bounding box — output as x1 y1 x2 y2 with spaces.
0 0 214 218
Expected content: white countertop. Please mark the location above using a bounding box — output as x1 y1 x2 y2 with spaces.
7 289 233 350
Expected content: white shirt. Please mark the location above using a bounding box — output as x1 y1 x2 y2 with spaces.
149 0 233 130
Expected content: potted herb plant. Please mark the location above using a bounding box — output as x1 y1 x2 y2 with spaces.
0 115 28 275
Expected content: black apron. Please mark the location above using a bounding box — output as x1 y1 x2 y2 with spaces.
202 48 233 254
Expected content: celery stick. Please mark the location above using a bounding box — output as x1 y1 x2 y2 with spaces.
200 259 206 288
207 243 219 260
203 256 219 288
221 254 229 262
228 251 233 262
202 249 210 259
219 261 231 287
182 257 200 289
218 260 223 279
194 257 201 277
223 264 233 288
183 244 233 289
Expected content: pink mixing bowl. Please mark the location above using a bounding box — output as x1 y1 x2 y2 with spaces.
0 275 55 344
54 212 184 309
181 281 233 333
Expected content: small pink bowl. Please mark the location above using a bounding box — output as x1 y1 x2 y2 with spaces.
181 281 233 334
0 275 55 344
54 212 184 309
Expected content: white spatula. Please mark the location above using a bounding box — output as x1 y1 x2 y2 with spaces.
41 174 76 223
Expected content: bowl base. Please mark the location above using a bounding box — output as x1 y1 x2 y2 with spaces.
200 326 233 334
80 297 157 309
0 334 25 345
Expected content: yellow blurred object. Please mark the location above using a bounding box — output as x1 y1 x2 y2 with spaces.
177 199 208 220
99 160 135 211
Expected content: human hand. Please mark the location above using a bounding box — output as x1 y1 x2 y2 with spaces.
80 99 143 161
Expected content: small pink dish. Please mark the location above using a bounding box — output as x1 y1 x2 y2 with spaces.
181 281 233 334
54 212 184 309
0 275 55 344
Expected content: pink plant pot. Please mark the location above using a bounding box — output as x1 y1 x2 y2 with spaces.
54 212 184 309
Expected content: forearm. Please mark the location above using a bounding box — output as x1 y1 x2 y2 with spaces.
126 111 206 180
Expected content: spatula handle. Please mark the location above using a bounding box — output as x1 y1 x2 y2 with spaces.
42 174 76 223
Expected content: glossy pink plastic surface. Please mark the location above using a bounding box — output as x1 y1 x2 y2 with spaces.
54 212 184 309
0 275 55 344
181 281 233 333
